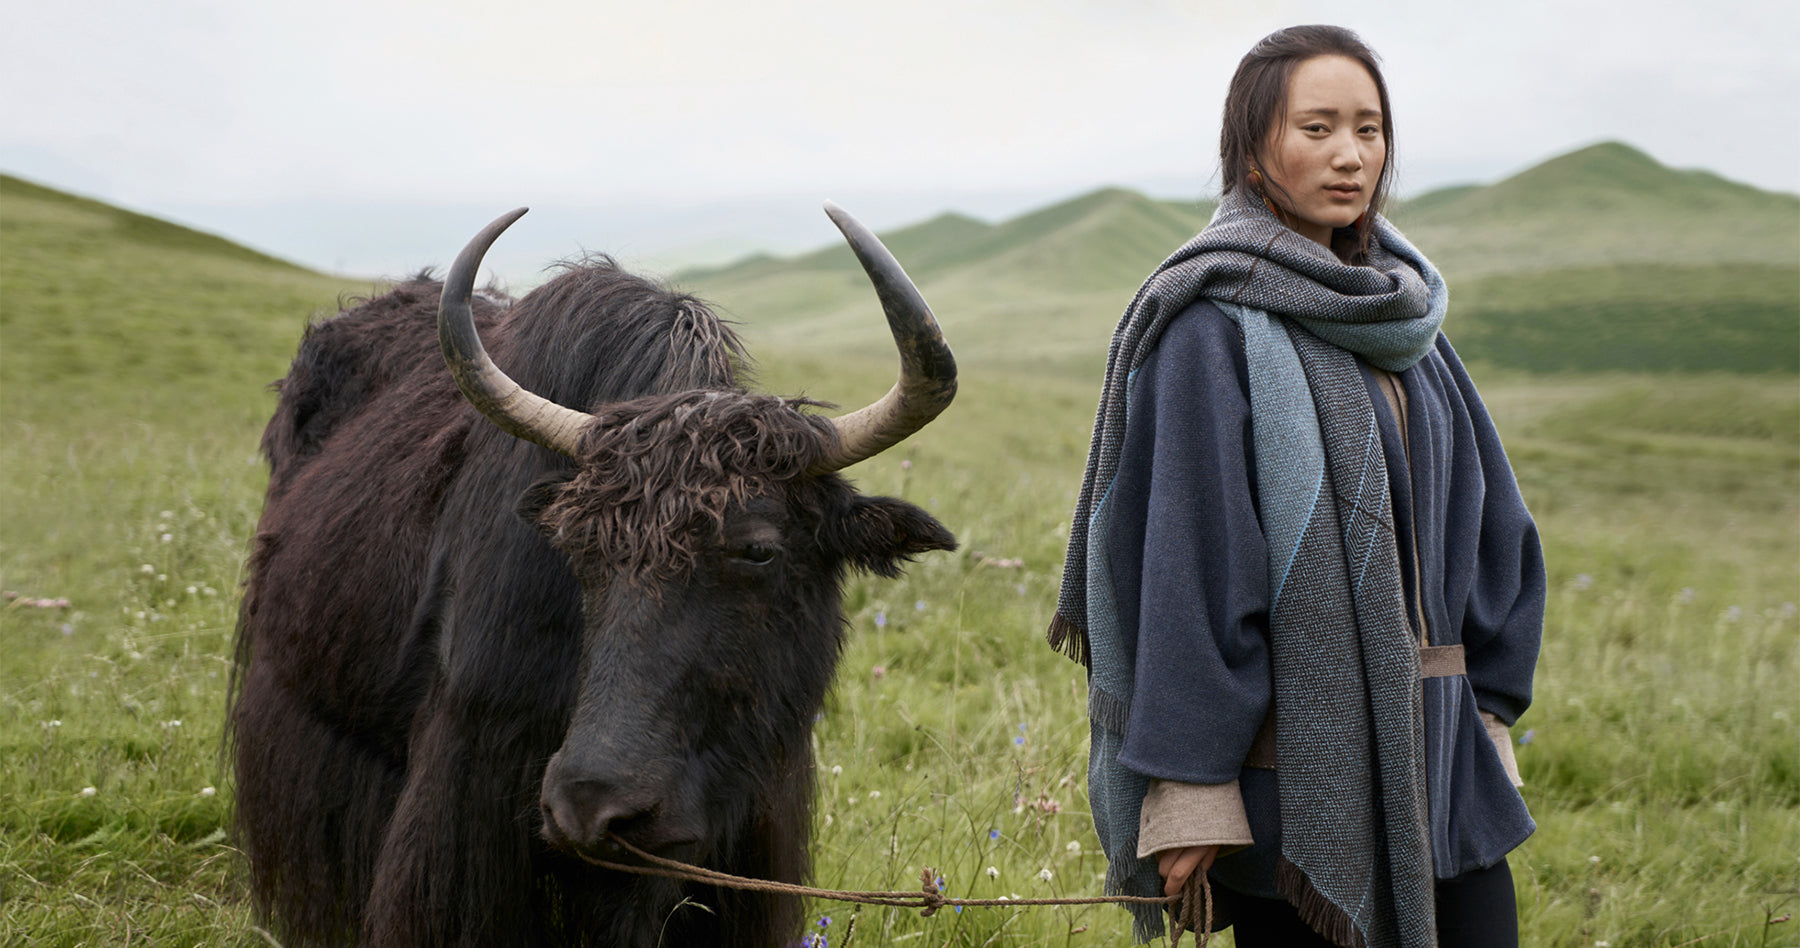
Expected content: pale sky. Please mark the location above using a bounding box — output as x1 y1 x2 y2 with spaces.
3 0 1794 280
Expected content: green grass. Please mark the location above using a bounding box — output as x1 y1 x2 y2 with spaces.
3 174 1797 946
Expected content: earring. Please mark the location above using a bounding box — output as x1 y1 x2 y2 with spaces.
1247 167 1280 218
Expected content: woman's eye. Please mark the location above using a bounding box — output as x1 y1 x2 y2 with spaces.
734 544 778 566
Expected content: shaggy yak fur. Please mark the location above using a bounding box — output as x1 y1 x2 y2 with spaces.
230 260 955 947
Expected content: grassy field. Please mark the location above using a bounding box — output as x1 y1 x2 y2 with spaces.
2 173 1797 946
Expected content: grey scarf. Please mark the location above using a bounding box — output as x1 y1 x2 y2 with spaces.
1050 186 1447 946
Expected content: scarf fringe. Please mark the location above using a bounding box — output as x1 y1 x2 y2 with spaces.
1277 856 1367 948
1045 611 1089 666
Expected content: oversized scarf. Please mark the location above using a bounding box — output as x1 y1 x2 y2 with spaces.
1050 186 1448 946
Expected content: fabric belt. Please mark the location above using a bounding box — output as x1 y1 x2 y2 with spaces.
1243 644 1465 770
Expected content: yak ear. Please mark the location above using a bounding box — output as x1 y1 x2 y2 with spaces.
833 495 956 579
516 471 575 527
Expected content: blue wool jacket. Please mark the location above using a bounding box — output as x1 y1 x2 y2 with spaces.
1103 300 1543 896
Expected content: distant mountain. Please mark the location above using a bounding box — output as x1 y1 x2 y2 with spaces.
1389 141 1799 276
680 142 1798 374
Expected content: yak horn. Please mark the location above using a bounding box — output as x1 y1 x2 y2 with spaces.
439 207 593 459
810 201 957 474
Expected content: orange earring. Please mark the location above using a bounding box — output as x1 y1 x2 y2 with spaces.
1247 167 1280 218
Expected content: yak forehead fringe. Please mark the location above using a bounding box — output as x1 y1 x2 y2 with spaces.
534 390 837 580
500 255 750 408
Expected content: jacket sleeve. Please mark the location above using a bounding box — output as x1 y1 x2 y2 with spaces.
1435 335 1545 727
1105 304 1274 785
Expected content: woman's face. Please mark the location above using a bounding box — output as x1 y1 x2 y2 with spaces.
1259 54 1386 248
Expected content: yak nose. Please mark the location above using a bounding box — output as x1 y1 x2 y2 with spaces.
539 776 658 851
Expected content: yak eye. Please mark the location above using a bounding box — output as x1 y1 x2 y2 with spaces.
733 544 779 566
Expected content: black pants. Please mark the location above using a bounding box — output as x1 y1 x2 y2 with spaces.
1218 859 1518 948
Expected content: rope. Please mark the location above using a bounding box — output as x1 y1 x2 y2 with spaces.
581 833 1213 945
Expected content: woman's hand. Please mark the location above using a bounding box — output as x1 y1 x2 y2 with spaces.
1156 845 1220 896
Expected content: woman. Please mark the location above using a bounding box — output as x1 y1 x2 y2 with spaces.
1048 25 1543 948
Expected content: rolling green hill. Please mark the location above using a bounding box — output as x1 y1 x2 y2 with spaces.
0 173 369 432
681 142 1799 375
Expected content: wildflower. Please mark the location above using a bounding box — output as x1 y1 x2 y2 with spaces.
161 533 173 543
900 460 912 470
871 665 887 680
200 786 216 797
1588 855 1600 864
186 586 198 595
61 624 74 635
1037 868 1054 882
1572 573 1592 590
1518 729 1534 746
165 720 183 728
160 510 173 520
830 765 842 776
203 586 218 597
1065 840 1081 854
140 564 154 575
79 787 97 798
818 915 830 927
874 611 887 629
1724 606 1742 623
42 720 62 729
986 866 999 879
867 790 880 800
989 828 999 840
914 600 926 612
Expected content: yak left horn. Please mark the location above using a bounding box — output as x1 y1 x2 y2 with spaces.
809 200 957 474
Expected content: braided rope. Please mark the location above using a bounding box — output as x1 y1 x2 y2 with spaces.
581 834 1212 945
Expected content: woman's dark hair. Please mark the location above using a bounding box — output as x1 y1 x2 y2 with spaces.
1220 25 1395 261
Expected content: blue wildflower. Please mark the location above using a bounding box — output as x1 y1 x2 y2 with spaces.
989 828 999 840
874 610 888 629
1519 729 1535 746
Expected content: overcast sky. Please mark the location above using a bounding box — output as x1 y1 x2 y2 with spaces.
3 0 1794 281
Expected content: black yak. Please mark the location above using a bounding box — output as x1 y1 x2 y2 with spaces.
228 204 957 947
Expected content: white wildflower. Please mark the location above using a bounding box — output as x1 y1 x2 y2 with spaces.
986 866 999 879
79 786 97 797
1037 869 1053 882
200 786 216 797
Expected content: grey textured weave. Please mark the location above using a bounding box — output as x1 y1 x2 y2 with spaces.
1050 186 1447 945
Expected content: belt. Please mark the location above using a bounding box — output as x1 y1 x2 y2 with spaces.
1243 644 1465 770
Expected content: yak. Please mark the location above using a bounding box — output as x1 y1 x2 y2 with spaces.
228 204 958 947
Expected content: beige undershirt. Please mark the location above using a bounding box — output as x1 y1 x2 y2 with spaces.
1137 715 1524 859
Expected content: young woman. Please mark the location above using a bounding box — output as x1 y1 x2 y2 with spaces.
1048 25 1543 948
